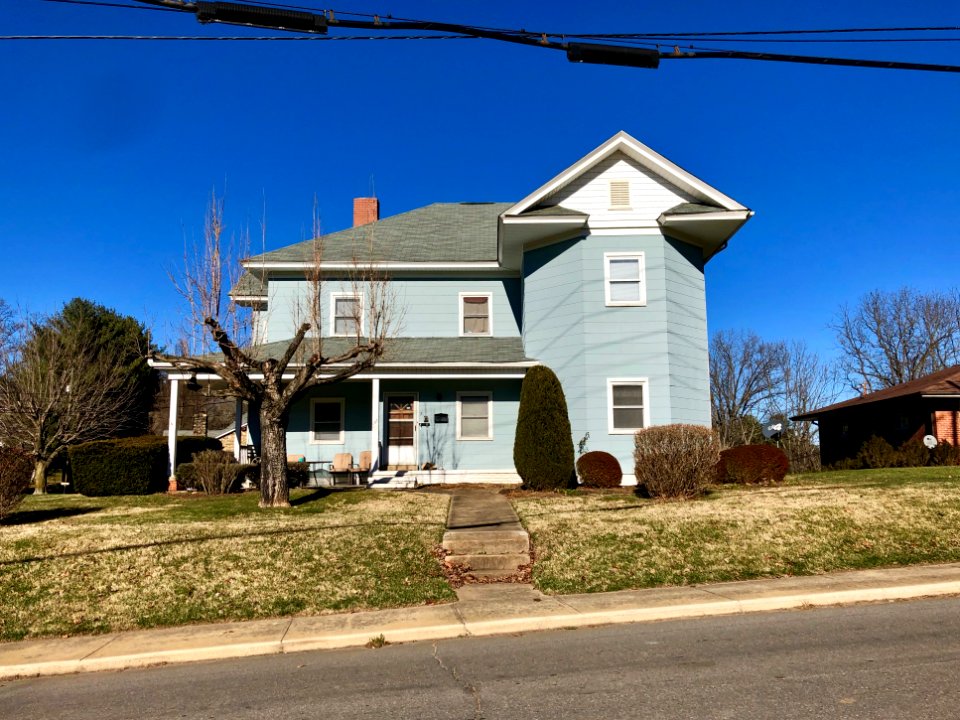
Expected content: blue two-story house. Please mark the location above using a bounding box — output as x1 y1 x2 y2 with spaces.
170 131 751 486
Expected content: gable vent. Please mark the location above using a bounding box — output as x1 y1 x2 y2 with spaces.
610 180 631 209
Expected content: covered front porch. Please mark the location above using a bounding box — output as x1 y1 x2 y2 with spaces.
160 349 533 489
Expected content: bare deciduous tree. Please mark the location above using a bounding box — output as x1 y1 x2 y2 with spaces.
709 329 784 447
155 197 397 508
766 340 837 472
833 287 960 393
0 311 141 493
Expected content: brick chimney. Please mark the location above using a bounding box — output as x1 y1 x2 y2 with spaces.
353 197 379 227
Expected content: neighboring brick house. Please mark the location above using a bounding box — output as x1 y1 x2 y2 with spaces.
792 365 960 466
158 131 752 485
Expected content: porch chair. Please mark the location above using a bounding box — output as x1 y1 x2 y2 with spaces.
352 451 373 486
330 453 354 486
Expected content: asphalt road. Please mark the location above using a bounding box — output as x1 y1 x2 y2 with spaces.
3 597 960 719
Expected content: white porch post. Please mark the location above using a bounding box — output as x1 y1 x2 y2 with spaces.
233 398 243 461
370 378 380 470
167 378 179 493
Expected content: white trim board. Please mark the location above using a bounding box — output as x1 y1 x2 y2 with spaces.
503 131 749 219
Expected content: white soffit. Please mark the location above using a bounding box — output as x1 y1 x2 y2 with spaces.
503 130 748 217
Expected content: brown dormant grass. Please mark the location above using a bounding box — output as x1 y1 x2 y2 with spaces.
512 466 960 595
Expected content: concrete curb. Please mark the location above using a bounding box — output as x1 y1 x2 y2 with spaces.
2 569 960 681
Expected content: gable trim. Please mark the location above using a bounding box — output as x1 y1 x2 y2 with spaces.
503 131 747 218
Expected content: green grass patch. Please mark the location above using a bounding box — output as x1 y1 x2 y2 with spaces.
0 490 455 642
512 466 960 595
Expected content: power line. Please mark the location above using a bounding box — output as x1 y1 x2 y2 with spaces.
30 0 960 73
1 34 474 40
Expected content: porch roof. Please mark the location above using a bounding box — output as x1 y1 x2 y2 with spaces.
227 336 534 367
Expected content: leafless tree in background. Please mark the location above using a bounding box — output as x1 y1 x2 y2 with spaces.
766 340 838 472
156 198 398 508
0 311 139 493
833 287 960 393
709 329 784 447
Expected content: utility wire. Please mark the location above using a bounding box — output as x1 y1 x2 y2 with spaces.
1 34 474 40
30 0 960 73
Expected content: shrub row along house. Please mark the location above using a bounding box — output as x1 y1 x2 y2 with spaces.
156 132 751 486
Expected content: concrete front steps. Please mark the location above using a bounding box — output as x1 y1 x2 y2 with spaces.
442 490 531 578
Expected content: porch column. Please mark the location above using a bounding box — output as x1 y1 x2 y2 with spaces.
370 378 380 470
167 378 179 493
233 398 243 461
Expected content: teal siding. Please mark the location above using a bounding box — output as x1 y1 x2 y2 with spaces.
265 276 521 342
283 378 521 470
522 232 709 476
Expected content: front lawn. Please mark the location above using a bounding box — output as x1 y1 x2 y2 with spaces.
0 490 455 642
512 466 960 595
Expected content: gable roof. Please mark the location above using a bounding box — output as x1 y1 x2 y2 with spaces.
792 365 960 420
503 131 748 218
244 202 511 267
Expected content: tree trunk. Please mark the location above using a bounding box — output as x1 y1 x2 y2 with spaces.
259 404 290 508
32 458 49 495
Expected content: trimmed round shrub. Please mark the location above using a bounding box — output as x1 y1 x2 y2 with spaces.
513 365 575 491
576 451 623 488
716 444 789 485
70 435 223 496
0 448 34 521
634 424 720 499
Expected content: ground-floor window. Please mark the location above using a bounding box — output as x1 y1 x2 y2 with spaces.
607 379 649 434
311 398 345 443
457 391 493 440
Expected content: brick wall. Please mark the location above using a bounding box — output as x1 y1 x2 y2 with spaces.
935 410 960 445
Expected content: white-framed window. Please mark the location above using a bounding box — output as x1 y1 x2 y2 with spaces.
311 398 345 444
330 292 364 336
604 252 646 307
456 391 493 440
607 379 649 434
459 292 493 336
609 180 631 209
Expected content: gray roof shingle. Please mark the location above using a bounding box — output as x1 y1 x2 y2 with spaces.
214 336 533 366
246 202 512 265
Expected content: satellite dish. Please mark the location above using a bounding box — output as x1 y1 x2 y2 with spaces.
762 420 784 440
923 435 938 449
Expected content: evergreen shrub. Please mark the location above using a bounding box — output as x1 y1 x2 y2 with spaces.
513 365 575 491
70 435 221 496
856 436 899 469
0 448 33 520
576 451 623 488
716 444 789 484
634 424 720 499
897 439 931 468
932 442 960 466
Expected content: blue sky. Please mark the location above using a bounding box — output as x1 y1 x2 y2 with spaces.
3 1 959 370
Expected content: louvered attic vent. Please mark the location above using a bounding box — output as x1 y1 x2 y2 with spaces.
610 180 631 209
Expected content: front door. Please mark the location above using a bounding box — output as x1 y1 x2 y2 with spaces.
386 394 417 469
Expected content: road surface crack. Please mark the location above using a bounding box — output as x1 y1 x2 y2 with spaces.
432 642 483 719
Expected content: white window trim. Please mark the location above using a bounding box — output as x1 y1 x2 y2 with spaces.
330 292 365 337
458 291 494 337
310 397 345 444
456 391 493 441
604 252 646 307
607 378 650 435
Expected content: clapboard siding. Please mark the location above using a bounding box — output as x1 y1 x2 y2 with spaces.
264 276 522 342
540 151 695 222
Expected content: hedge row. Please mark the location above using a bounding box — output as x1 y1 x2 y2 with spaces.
69 435 222 496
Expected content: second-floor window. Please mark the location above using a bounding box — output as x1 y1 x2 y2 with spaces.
604 252 646 306
331 293 364 336
460 292 492 336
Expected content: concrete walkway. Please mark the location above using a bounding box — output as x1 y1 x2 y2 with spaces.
2 562 960 680
442 489 530 577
